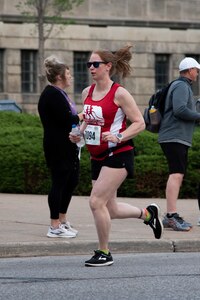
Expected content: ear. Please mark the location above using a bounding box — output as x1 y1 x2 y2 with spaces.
106 62 112 70
56 74 62 81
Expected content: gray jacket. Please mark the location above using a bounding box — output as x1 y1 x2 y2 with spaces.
158 77 200 147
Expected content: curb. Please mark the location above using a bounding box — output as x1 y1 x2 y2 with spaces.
1 240 200 258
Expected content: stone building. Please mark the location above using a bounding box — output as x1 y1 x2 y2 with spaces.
0 0 200 113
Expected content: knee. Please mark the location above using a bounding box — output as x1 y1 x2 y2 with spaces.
89 195 101 212
89 190 109 213
170 173 184 182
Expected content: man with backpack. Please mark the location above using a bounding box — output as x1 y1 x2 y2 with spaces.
158 57 200 231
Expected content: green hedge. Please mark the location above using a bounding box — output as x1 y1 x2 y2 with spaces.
0 111 200 198
0 112 50 194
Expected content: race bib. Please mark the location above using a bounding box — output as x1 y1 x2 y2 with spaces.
84 125 101 145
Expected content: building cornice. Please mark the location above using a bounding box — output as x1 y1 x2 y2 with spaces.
0 14 200 30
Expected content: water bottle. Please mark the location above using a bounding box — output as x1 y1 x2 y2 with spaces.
149 105 159 125
71 124 85 147
149 105 156 114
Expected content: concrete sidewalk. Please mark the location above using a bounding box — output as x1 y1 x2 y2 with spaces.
0 193 200 258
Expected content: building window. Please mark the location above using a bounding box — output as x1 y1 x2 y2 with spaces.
185 54 200 97
0 50 4 92
21 50 37 93
155 54 170 90
74 52 89 95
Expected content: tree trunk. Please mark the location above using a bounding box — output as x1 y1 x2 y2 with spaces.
37 0 47 93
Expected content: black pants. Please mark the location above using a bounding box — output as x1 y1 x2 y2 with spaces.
48 165 79 220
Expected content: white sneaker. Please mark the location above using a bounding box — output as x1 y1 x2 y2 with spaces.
62 221 78 235
197 218 200 226
47 224 76 238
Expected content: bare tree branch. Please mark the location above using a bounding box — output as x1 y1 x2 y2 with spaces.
16 0 84 92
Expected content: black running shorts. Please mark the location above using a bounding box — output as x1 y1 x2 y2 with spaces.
160 142 189 175
91 150 134 180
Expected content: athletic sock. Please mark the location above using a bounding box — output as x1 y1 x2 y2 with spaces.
99 249 109 255
144 208 151 222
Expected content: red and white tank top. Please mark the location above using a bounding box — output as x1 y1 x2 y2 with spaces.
83 82 133 160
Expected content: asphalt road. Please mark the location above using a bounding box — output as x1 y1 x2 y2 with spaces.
0 252 200 300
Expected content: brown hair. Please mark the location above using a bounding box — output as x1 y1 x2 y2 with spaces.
44 55 69 83
94 45 133 78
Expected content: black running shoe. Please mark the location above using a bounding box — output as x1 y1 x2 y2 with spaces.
85 250 114 267
144 203 163 239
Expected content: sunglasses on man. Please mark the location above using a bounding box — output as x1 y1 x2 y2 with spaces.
87 61 107 68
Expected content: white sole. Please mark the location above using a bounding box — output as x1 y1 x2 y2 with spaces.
47 234 76 238
85 261 114 267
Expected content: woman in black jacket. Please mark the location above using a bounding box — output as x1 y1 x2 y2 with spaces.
38 55 83 238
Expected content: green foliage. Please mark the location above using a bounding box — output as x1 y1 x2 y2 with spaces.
74 147 92 196
0 111 200 198
118 131 168 198
16 0 86 91
53 0 84 12
0 112 50 194
16 0 84 18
